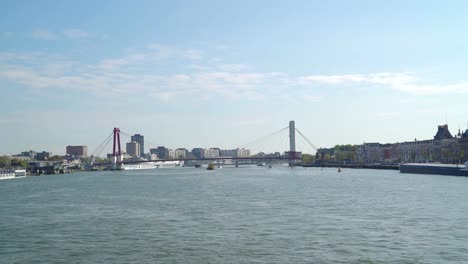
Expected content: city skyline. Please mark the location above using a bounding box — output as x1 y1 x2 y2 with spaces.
2 1 468 155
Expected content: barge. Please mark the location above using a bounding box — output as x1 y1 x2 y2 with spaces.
400 162 468 177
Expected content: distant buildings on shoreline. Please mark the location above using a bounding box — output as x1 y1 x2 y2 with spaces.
319 124 468 164
5 124 468 165
66 145 88 158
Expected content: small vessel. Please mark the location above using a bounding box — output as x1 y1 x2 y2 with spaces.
122 160 184 170
338 167 341 172
268 164 272 168
194 164 201 168
257 162 266 166
207 163 215 170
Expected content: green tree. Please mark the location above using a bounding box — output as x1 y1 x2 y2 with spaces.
301 154 315 164
10 158 28 168
0 156 12 168
49 155 63 161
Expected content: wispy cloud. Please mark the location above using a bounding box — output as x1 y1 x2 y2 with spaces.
33 30 57 40
0 47 278 101
217 64 249 71
298 73 468 95
63 29 89 39
150 91 183 102
184 49 203 60
2 44 468 104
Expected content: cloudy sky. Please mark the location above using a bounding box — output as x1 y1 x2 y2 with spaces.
1 0 468 155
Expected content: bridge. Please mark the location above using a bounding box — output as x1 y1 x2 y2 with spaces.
91 121 317 170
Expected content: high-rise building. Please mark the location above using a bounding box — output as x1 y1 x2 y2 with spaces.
131 134 144 156
219 148 251 158
36 151 51 161
126 142 140 157
21 150 37 159
175 148 187 158
191 148 204 159
203 148 220 158
66 145 88 157
151 146 168 159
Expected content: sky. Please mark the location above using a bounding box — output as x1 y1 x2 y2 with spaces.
1 0 468 156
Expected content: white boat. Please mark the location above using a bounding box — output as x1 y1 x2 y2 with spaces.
0 170 16 180
15 170 27 177
122 161 184 170
156 160 184 168
0 169 25 179
122 162 158 170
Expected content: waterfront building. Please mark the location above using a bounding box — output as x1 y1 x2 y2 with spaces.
352 124 463 164
131 134 144 157
204 148 220 158
151 146 169 159
126 142 140 157
174 148 187 159
396 139 434 163
360 143 382 163
149 148 158 155
167 149 176 159
66 145 88 158
36 151 51 161
219 149 234 157
440 138 462 164
191 148 204 159
219 148 251 158
20 150 37 159
459 129 468 162
433 124 454 162
238 148 251 157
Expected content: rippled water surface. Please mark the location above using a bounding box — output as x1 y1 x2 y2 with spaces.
1 167 468 263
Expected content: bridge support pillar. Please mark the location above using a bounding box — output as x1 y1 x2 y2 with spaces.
289 120 296 152
288 120 300 166
111 127 123 170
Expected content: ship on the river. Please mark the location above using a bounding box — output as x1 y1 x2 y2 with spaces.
122 161 184 170
400 162 468 177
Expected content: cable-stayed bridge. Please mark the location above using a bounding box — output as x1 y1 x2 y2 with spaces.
91 121 317 169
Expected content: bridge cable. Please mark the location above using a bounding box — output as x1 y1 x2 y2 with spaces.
91 132 113 157
94 135 114 158
295 128 318 153
239 126 288 153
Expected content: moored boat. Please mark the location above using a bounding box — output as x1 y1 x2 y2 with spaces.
400 162 468 177
122 160 184 170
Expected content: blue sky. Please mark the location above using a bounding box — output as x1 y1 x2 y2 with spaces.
1 0 468 155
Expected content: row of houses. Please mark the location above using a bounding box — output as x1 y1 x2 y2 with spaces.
149 147 251 160
354 125 468 164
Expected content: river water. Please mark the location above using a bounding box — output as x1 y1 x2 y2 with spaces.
1 166 467 263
